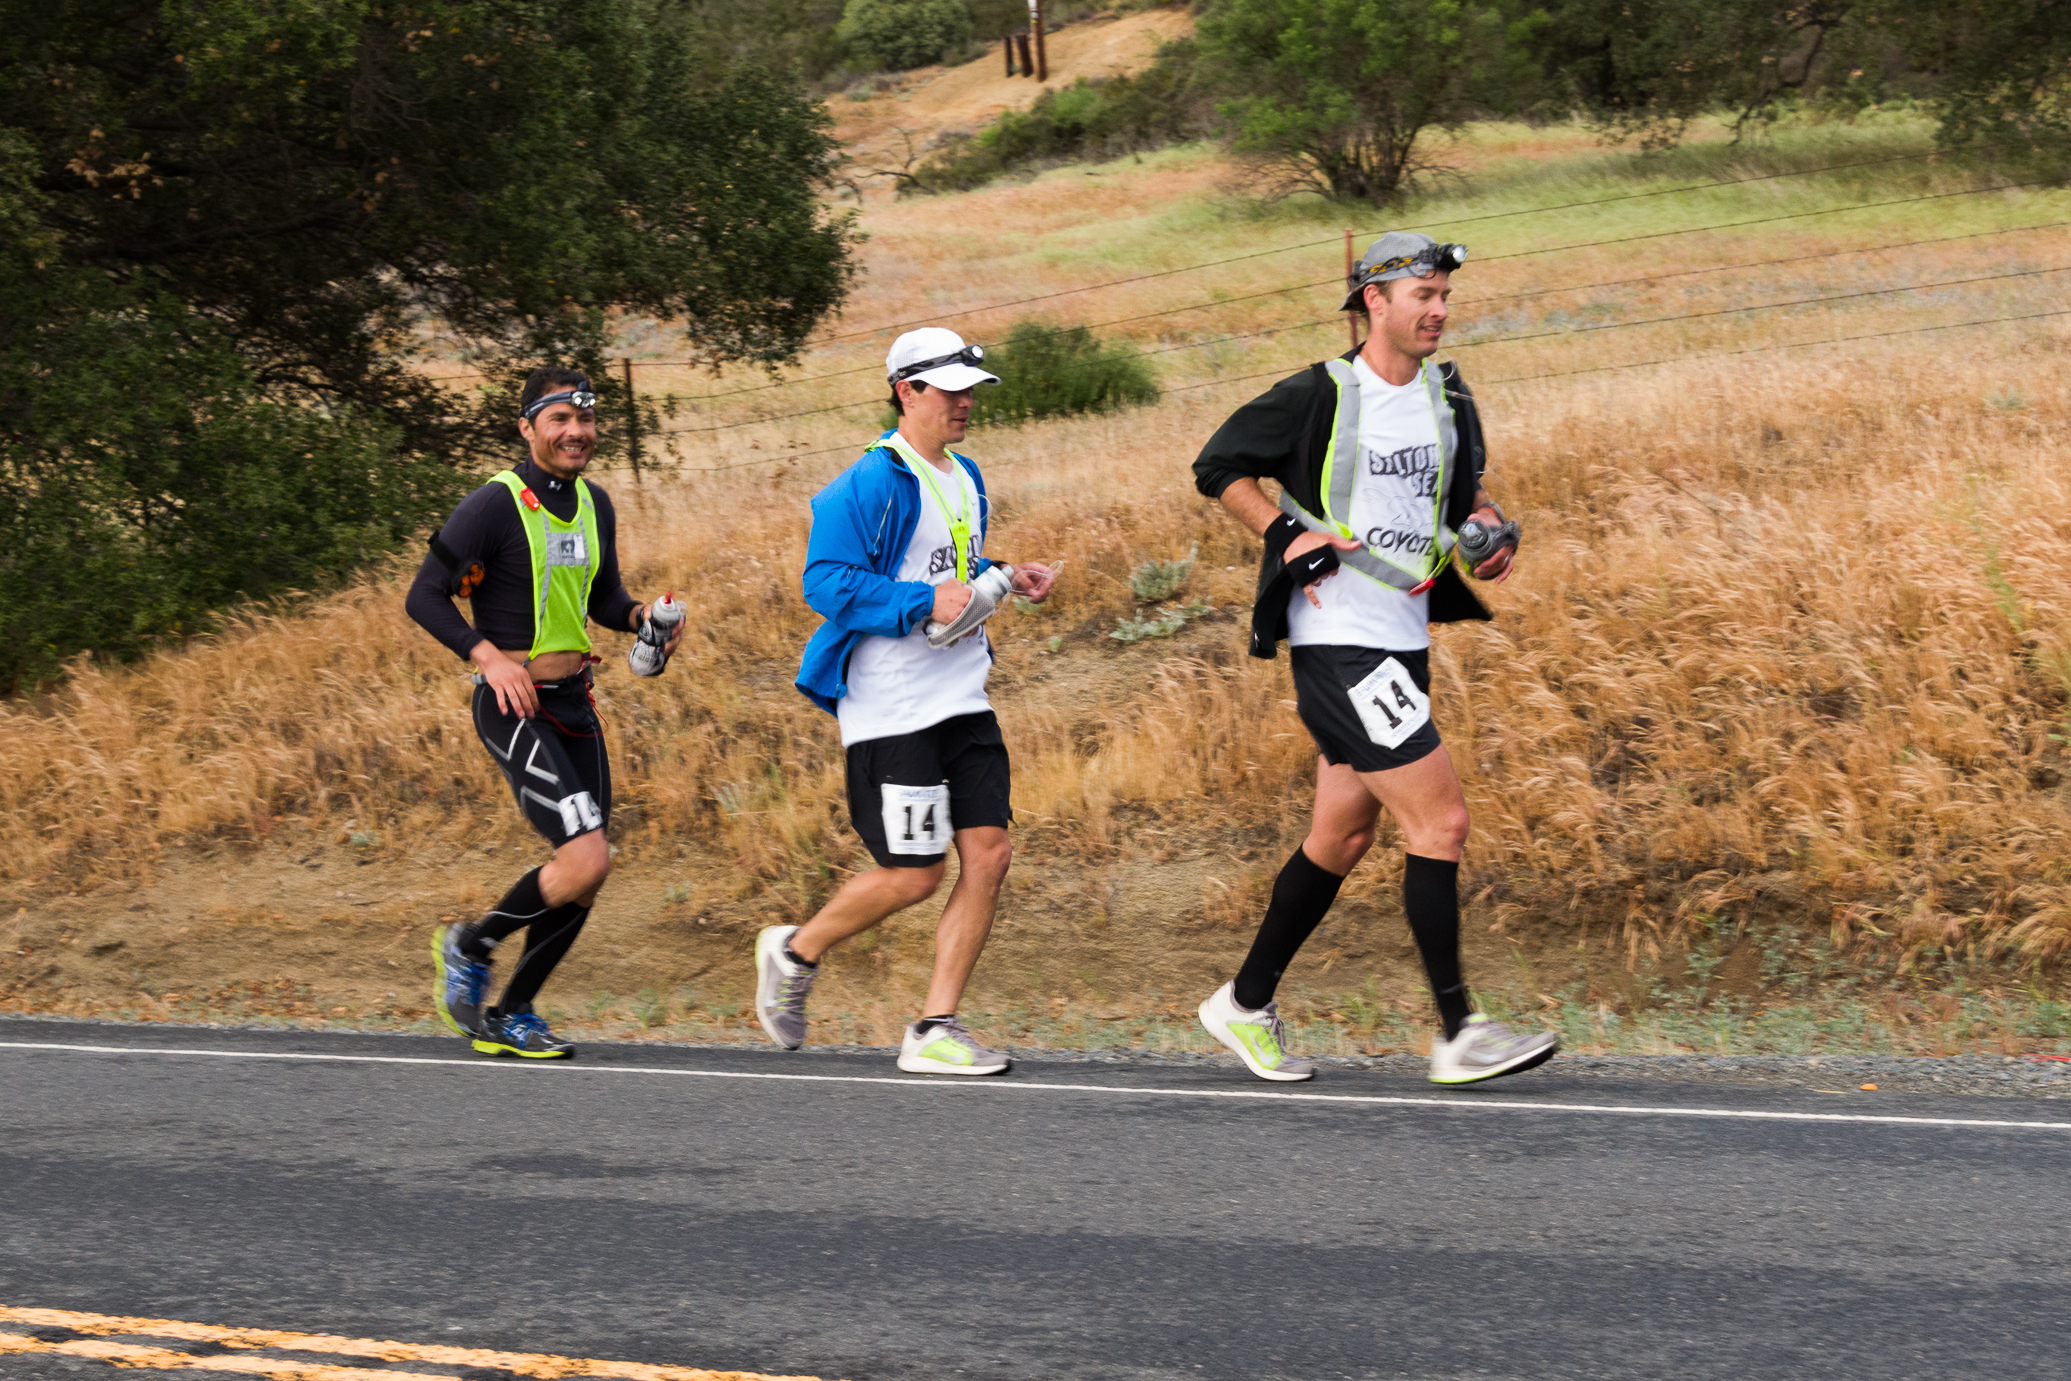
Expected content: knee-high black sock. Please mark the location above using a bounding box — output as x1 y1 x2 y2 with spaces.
1404 854 1471 1039
469 867 551 952
494 903 589 1015
1233 847 1346 1010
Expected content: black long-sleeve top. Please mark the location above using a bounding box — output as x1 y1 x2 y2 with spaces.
405 457 640 661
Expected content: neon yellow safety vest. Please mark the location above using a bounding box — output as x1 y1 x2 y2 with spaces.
1275 357 1459 592
491 470 601 659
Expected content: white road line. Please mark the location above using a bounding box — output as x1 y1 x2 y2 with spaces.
4 1039 2067 1132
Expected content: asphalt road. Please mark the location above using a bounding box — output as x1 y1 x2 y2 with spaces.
5 1016 2069 1380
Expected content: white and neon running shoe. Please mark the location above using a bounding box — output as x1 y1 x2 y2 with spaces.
755 924 818 1050
896 1018 1010 1076
1428 1013 1558 1085
1198 980 1316 1082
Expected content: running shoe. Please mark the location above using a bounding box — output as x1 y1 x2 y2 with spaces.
1428 1013 1558 1085
1198 980 1315 1082
896 1018 1010 1076
755 924 820 1050
472 1008 575 1059
432 923 490 1038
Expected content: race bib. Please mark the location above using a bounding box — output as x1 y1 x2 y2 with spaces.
1348 657 1431 750
555 791 604 836
880 783 952 856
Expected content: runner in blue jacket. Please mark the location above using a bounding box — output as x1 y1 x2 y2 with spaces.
765 328 1060 1075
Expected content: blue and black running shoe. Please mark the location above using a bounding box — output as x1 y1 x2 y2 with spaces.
472 1008 575 1060
432 923 490 1038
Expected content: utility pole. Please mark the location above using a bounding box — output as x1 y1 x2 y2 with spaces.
1345 229 1359 350
1030 0 1047 81
621 357 642 481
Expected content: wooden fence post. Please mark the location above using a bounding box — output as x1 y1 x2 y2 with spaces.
621 356 642 481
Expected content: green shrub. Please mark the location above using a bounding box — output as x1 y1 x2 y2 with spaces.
839 0 973 71
1128 544 1197 603
913 40 1210 191
970 320 1162 426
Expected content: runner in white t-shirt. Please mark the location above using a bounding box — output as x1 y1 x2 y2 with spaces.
758 329 1061 1076
1190 232 1558 1087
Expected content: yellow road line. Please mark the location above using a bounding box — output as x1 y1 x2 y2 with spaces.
0 1332 456 1380
0 1310 833 1381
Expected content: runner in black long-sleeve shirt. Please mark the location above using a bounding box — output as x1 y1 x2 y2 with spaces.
407 367 682 1058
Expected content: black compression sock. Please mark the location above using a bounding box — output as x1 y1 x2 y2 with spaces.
783 946 819 970
915 1014 954 1033
1403 854 1471 1040
477 867 551 945
496 903 589 1013
1233 847 1346 1010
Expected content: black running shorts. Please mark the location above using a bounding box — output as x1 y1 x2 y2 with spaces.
845 711 1012 868
1289 644 1443 774
471 671 613 848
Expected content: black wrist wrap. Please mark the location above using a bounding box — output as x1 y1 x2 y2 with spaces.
1286 544 1341 585
1263 514 1305 563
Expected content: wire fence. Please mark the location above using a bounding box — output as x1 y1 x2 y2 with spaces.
417 162 2054 389
657 252 2069 437
658 304 2070 475
411 157 2068 476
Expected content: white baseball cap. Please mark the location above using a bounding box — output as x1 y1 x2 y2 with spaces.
885 327 1000 391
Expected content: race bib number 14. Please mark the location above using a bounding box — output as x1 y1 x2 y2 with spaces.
1348 657 1431 750
881 783 952 856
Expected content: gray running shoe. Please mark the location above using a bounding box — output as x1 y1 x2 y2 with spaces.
1428 1013 1558 1085
755 924 818 1050
897 1018 1010 1075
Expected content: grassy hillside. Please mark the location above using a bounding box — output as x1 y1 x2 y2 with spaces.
4 110 2068 1058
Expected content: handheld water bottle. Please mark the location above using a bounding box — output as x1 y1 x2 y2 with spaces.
628 592 684 677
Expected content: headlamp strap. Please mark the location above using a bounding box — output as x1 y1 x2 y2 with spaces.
892 345 984 385
522 387 597 422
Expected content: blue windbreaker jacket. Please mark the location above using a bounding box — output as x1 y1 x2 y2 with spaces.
794 434 996 715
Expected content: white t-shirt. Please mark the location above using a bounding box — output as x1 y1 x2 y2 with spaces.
1287 355 1441 652
837 443 995 748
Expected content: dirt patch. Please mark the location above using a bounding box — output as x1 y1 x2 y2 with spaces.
0 828 1556 1039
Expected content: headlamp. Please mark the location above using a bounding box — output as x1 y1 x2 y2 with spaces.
521 388 597 422
1352 242 1469 293
891 344 985 384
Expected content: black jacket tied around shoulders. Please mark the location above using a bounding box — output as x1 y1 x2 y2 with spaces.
1191 348 1493 659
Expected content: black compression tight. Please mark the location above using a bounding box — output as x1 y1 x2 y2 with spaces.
494 903 590 1015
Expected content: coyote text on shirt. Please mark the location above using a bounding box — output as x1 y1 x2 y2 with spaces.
1287 354 1439 652
837 446 995 747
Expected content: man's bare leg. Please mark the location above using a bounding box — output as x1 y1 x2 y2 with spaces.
1353 744 1470 862
788 862 947 963
921 826 1012 1017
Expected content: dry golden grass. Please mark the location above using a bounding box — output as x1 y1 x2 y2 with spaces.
5 114 2069 994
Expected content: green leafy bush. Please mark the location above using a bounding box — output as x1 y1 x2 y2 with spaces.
913 40 1209 190
839 0 974 71
970 320 1162 426
0 0 860 691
